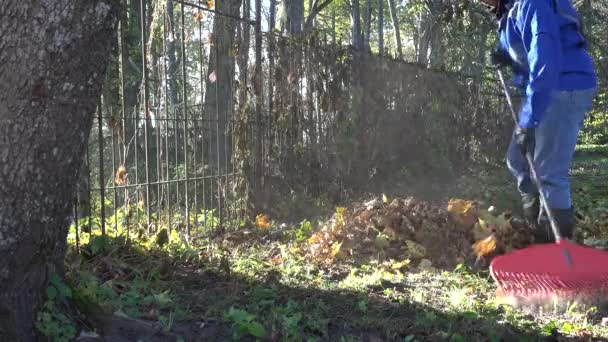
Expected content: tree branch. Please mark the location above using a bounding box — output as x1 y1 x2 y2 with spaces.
304 0 334 30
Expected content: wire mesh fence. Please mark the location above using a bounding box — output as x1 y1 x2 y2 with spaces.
69 0 527 248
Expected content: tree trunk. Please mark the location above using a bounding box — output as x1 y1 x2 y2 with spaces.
286 0 303 34
238 0 250 109
268 0 277 164
364 0 372 51
387 0 402 59
205 0 243 172
428 0 444 68
0 1 117 340
332 9 336 45
416 9 431 65
166 0 179 105
351 0 363 50
378 0 384 55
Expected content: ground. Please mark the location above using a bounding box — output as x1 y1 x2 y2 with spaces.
37 145 608 341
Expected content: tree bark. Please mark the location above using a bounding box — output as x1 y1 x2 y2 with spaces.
165 0 179 105
387 0 402 59
205 0 243 172
364 0 373 51
268 0 277 163
0 1 117 340
286 0 304 34
378 0 384 55
254 0 264 210
351 0 363 50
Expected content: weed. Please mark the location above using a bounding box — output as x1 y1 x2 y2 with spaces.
225 307 267 340
35 273 77 342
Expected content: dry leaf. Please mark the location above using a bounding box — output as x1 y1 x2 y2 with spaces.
404 240 426 259
209 70 217 83
447 198 477 227
477 209 511 233
114 166 128 185
194 10 204 21
207 0 214 9
270 255 282 265
330 241 342 257
472 235 497 257
390 259 410 270
287 72 297 84
383 226 398 241
256 214 271 229
418 259 434 271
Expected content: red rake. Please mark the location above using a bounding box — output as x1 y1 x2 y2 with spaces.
489 68 608 300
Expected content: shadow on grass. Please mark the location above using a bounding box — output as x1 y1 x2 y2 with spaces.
165 268 582 342
72 235 588 342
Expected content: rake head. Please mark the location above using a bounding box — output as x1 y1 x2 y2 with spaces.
490 240 608 300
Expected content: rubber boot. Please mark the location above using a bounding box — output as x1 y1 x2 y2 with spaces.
535 206 575 243
535 209 553 243
553 207 575 240
521 193 540 226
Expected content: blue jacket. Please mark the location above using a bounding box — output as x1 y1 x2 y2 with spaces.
497 0 596 128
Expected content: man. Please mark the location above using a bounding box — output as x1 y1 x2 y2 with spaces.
481 0 597 242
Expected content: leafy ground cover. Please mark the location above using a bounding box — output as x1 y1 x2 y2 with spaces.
38 146 608 341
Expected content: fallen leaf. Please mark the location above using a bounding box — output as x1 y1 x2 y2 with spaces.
472 235 497 257
383 226 398 241
287 72 297 84
404 240 426 259
390 259 410 270
114 166 128 185
207 0 214 9
477 209 511 233
194 10 204 21
374 233 390 249
418 259 434 271
256 214 271 229
270 255 282 265
447 198 477 227
209 70 217 83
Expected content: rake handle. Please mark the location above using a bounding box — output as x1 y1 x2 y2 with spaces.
496 68 563 242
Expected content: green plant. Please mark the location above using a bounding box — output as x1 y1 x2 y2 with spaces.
35 273 77 342
296 220 314 242
225 307 267 340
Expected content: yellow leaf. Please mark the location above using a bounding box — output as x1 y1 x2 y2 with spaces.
193 10 204 21
447 198 477 226
114 166 128 185
472 235 497 257
391 259 410 270
447 198 475 215
382 194 388 203
330 241 342 257
256 214 271 229
207 0 214 9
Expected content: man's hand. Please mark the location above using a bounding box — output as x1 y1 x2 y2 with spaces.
491 50 511 68
515 126 534 155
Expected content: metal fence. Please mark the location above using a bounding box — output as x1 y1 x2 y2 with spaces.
71 0 261 249
69 0 530 248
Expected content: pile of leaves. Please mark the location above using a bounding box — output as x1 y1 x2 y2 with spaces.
303 195 534 271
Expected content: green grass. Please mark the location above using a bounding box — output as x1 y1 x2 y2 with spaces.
44 144 608 341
